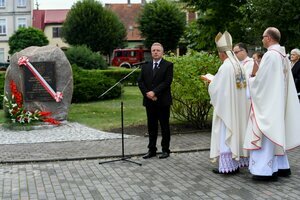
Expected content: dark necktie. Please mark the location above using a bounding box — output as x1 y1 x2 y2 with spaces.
153 62 159 77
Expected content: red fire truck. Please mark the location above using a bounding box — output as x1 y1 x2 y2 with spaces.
111 48 151 68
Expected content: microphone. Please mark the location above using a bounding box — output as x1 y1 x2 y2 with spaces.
132 61 148 66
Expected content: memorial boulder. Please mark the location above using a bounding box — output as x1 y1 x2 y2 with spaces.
4 46 73 122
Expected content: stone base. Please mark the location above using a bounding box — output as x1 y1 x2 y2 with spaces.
2 120 67 131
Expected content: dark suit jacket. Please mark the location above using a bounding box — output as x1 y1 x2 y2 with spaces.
138 59 173 107
292 60 300 97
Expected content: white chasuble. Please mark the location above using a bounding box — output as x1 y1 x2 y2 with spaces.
209 58 248 161
244 44 300 153
240 57 253 114
241 56 254 78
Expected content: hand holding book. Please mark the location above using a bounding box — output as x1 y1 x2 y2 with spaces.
200 73 214 83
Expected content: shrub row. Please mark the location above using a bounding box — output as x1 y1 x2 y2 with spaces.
72 65 121 102
166 50 221 129
71 66 140 102
101 67 140 85
0 72 5 109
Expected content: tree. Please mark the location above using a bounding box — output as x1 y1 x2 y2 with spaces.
65 45 108 70
240 0 300 50
137 0 186 52
180 21 205 52
181 0 247 51
181 0 300 51
61 0 126 55
8 27 49 55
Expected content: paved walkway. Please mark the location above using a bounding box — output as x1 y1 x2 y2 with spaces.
0 122 210 163
0 122 300 199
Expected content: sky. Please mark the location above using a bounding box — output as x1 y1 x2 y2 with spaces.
37 0 144 9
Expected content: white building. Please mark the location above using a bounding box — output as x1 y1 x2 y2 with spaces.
0 0 33 63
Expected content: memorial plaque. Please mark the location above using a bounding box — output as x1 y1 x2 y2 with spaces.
24 62 56 102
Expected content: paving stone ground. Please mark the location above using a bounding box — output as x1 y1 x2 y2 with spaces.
0 124 299 199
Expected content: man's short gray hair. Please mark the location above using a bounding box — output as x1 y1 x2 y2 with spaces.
151 42 164 52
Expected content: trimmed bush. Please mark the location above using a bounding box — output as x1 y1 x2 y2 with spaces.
166 51 220 129
65 45 108 70
72 65 121 103
0 72 5 109
101 67 140 85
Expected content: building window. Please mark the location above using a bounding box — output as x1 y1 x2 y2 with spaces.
0 0 5 8
17 0 26 7
0 48 4 63
0 19 6 35
17 18 27 28
52 27 62 38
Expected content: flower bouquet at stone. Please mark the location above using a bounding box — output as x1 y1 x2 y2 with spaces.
3 80 60 125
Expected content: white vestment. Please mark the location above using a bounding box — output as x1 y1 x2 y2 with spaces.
209 58 249 171
241 56 254 78
244 44 300 175
240 57 253 113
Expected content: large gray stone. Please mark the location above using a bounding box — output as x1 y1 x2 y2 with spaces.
4 45 73 121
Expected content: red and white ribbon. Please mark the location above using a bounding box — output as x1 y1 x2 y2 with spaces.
18 56 63 102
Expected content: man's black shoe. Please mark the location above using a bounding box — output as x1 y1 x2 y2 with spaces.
159 152 169 159
142 152 156 159
278 168 291 177
212 168 239 175
252 172 278 181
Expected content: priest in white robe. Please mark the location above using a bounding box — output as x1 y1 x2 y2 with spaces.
233 42 254 113
244 27 300 181
233 42 254 78
202 31 249 174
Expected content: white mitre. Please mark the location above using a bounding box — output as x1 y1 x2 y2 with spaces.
215 31 232 52
215 31 246 88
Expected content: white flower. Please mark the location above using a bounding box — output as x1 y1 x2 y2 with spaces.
26 111 32 116
19 116 25 123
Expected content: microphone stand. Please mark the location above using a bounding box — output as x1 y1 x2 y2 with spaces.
98 64 142 166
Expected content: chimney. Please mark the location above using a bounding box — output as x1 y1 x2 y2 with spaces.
128 0 131 5
141 0 146 5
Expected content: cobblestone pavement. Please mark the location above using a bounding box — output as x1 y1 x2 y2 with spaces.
1 149 300 200
0 122 210 163
0 124 300 199
0 122 133 145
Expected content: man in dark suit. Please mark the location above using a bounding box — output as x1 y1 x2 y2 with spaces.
138 42 173 159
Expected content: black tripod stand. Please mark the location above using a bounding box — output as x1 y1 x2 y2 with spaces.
98 63 144 166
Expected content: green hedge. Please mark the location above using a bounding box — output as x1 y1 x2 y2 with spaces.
0 72 5 109
72 65 121 102
166 50 220 128
101 67 141 85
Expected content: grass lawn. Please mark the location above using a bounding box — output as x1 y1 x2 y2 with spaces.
0 111 4 124
0 86 182 131
68 86 147 131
